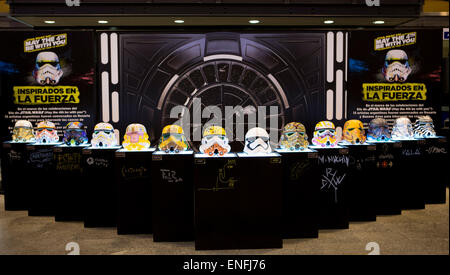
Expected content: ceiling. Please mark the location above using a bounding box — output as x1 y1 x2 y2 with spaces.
0 0 448 29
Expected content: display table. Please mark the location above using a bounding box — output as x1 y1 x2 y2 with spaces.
421 136 448 204
1 141 33 210
115 148 155 234
368 140 402 215
194 152 283 250
53 144 89 221
26 143 60 216
151 151 194 242
311 145 350 230
82 146 121 227
395 138 425 210
343 143 377 222
275 149 319 238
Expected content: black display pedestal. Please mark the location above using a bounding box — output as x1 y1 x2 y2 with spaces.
26 143 59 216
369 141 402 215
1 142 32 210
82 147 120 228
53 144 88 221
115 148 155 234
344 143 377 222
151 151 194 242
396 139 425 210
194 153 283 250
276 149 319 238
421 137 448 204
313 146 350 230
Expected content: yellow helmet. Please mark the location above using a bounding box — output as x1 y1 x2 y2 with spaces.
158 124 189 153
122 123 151 150
279 122 309 150
342 120 366 144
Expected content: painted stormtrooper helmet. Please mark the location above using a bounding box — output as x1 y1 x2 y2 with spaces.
392 117 414 139
35 120 59 144
367 118 391 142
312 121 338 148
382 49 411 83
91 122 117 148
33 51 63 85
342 119 366 145
63 122 88 146
279 122 309 151
413 115 436 138
12 120 35 142
199 125 231 156
243 127 272 154
122 123 151 150
158 124 190 153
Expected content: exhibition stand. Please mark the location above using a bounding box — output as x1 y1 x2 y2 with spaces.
276 149 319 238
151 150 195 242
421 136 448 204
396 139 426 210
312 145 350 230
344 143 377 222
25 143 60 216
369 141 403 215
236 152 283 249
82 146 121 228
115 148 155 234
194 152 283 250
1 141 33 210
53 144 89 221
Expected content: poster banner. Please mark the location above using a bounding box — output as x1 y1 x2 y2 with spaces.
348 30 442 129
0 31 96 141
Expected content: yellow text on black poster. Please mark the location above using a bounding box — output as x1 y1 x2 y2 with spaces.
362 83 427 102
13 86 80 105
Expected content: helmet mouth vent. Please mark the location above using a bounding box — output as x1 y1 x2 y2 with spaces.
214 149 219 155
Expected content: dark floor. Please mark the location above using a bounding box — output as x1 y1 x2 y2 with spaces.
0 189 448 255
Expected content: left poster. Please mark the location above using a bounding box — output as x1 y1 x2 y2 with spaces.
0 31 96 141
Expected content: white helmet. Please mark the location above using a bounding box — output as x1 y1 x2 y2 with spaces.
243 127 272 154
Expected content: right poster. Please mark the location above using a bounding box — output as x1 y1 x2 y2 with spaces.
348 30 443 129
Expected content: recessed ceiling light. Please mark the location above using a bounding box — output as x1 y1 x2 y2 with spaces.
98 20 108 24
249 20 260 24
324 20 334 24
44 20 55 24
373 20 385 24
174 19 184 24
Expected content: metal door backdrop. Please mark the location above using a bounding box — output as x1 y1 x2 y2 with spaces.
98 32 347 150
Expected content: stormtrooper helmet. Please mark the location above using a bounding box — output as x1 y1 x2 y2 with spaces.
382 49 411 83
35 120 59 144
63 122 88 146
199 125 231 156
12 120 35 142
244 127 272 154
158 124 189 153
367 118 391 142
392 117 414 139
413 115 436 138
342 119 366 145
122 123 151 151
312 121 338 147
33 51 63 85
279 122 309 151
91 122 117 148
